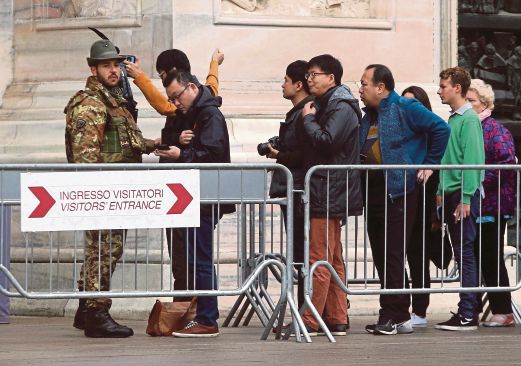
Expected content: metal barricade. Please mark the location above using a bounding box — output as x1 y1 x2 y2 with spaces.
301 164 521 342
0 163 302 341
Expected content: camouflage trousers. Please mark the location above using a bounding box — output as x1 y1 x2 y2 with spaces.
77 230 125 310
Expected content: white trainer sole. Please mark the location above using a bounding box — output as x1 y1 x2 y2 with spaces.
434 325 478 331
172 332 219 338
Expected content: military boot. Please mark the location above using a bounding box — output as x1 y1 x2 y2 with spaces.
73 298 87 330
83 308 134 338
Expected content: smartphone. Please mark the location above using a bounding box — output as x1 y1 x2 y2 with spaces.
123 55 136 63
155 144 170 150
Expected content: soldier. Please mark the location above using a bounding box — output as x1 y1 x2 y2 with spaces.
64 39 155 338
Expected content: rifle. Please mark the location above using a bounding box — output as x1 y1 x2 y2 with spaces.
88 27 139 122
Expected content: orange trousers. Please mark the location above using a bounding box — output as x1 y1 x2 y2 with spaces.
302 218 348 329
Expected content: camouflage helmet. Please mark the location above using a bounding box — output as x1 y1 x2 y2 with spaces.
87 40 126 66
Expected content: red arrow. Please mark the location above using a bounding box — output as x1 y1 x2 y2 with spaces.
28 186 56 218
167 183 193 214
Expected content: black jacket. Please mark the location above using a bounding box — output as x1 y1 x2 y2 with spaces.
300 85 363 218
269 95 313 198
161 86 235 215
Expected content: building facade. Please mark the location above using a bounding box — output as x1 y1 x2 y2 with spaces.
0 0 458 162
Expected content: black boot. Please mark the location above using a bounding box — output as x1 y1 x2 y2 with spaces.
84 308 134 338
73 299 87 330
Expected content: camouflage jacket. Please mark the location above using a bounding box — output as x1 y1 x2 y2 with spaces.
64 76 155 163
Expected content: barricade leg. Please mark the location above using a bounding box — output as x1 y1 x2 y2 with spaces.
512 301 521 324
222 293 247 327
244 284 272 326
475 219 513 316
244 288 269 326
223 203 290 331
0 206 11 323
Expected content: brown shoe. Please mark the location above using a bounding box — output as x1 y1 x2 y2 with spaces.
172 321 219 338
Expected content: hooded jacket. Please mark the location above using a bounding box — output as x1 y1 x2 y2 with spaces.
300 85 363 218
161 84 228 161
269 95 313 198
161 86 234 215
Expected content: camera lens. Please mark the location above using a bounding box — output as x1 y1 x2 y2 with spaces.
257 143 270 156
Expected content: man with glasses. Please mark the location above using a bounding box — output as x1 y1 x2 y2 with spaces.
298 54 363 336
125 49 224 294
154 69 234 338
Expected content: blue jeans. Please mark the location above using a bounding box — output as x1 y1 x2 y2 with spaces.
444 190 479 319
187 213 220 327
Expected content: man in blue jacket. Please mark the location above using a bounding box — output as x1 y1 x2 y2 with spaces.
359 64 450 335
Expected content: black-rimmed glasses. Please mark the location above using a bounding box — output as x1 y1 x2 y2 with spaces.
168 85 189 103
305 72 330 80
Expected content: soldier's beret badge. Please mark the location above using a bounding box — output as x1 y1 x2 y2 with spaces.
76 119 87 129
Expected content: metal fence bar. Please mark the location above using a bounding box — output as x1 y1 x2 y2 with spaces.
303 164 521 342
0 163 298 342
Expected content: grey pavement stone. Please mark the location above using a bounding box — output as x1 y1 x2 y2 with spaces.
0 316 520 366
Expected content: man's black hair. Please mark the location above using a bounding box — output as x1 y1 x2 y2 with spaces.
286 60 310 94
162 69 193 88
156 49 191 73
307 54 343 86
365 64 395 91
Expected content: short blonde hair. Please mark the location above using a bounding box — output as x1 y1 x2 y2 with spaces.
469 79 495 110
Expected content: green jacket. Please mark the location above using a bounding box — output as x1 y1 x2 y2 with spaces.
65 76 154 163
437 105 485 204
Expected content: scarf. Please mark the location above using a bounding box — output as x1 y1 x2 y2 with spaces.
478 108 492 122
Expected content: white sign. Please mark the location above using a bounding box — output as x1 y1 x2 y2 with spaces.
20 170 200 232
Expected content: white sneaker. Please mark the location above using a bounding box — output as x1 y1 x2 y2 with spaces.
482 313 514 327
397 319 414 334
410 313 428 328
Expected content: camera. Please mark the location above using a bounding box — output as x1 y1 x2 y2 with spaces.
257 136 282 156
122 55 136 63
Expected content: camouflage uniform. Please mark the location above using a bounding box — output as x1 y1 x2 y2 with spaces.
65 76 155 310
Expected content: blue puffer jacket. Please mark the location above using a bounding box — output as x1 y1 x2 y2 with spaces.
359 91 451 199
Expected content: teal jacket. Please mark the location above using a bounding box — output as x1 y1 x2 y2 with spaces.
360 91 451 199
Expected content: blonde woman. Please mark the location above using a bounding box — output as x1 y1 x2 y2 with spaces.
467 79 517 327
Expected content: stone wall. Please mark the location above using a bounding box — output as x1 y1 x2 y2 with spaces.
7 0 456 85
173 0 448 85
12 0 172 82
0 0 14 107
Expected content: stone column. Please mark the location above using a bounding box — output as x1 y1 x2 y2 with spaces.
439 0 458 72
0 0 13 107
